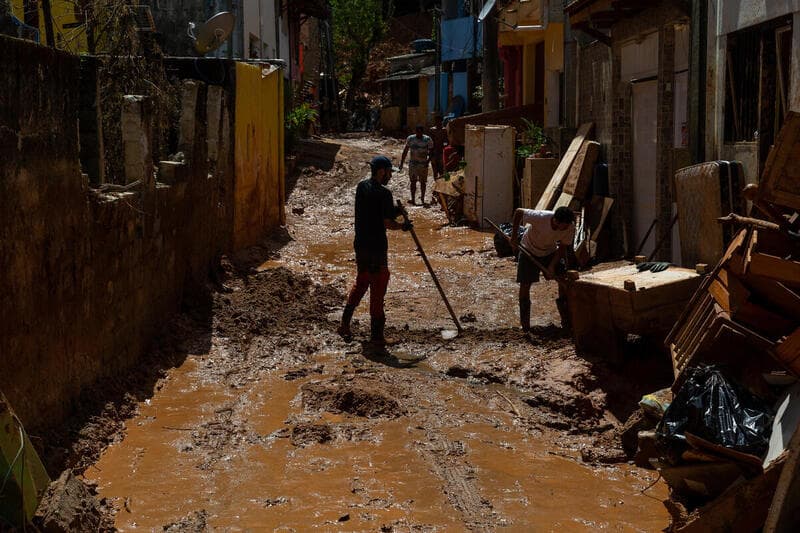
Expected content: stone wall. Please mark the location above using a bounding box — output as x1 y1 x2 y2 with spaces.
0 36 243 433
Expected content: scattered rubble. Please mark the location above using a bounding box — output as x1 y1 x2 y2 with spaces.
33 470 114 532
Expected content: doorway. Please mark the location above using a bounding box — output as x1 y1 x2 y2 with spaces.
632 80 658 257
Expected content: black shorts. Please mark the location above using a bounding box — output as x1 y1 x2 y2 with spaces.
516 252 554 284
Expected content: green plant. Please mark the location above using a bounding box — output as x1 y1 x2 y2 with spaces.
286 103 319 135
516 119 550 159
516 144 535 159
285 103 319 152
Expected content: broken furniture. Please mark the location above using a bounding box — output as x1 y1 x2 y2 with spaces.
649 112 800 533
432 170 465 225
667 226 800 390
463 125 515 229
566 263 702 361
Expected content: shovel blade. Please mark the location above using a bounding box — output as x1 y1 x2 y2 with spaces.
441 329 459 340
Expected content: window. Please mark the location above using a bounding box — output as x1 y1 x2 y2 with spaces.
724 17 793 151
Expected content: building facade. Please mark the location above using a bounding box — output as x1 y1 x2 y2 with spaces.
566 0 692 261
703 0 800 182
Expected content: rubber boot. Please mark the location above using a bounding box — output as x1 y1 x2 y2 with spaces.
337 304 355 340
519 298 531 333
370 317 394 346
556 297 571 333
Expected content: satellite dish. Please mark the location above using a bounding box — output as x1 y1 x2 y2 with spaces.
188 11 235 55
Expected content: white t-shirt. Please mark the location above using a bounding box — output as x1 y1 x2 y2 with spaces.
520 209 576 257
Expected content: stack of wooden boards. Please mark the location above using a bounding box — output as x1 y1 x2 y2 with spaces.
522 122 611 265
535 122 600 211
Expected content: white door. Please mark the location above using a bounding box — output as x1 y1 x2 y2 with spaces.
632 80 658 257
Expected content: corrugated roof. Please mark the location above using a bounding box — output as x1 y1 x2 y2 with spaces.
378 65 437 83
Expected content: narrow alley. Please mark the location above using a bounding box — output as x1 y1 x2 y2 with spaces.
85 137 667 530
2 0 800 531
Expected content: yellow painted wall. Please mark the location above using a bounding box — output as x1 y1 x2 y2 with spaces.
233 63 285 250
545 23 564 71
11 0 88 52
381 106 402 131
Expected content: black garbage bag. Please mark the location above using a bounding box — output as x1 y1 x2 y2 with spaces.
657 365 774 457
493 223 525 258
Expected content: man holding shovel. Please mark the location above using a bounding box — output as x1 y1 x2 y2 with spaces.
510 207 576 332
338 155 412 345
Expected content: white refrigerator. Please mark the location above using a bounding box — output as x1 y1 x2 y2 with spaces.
464 125 515 228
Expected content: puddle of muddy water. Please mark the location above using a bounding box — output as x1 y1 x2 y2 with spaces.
89 352 668 531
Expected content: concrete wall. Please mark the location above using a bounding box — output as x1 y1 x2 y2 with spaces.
705 1 800 167
718 0 800 34
0 37 282 434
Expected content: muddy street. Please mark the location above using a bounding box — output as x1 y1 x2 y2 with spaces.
85 137 670 531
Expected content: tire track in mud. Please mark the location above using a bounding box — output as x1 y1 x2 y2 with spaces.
418 428 499 531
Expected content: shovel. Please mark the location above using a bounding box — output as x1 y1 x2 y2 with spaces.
397 200 463 339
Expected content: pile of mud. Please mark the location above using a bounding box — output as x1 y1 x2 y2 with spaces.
33 470 115 532
301 379 406 419
213 266 343 345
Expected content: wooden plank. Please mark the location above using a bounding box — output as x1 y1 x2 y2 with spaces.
760 111 800 210
774 328 800 374
743 276 800 321
749 253 800 286
553 192 583 210
676 455 785 533
708 279 730 312
765 420 800 532
535 123 595 210
685 432 765 469
743 228 758 276
735 302 795 338
521 157 558 208
562 140 600 198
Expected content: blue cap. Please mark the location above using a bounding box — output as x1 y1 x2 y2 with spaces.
369 155 393 170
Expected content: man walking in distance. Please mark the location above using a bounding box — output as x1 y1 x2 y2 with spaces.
338 156 412 345
429 115 447 180
511 206 576 332
399 124 434 205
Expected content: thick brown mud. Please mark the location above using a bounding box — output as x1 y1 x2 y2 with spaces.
85 136 671 530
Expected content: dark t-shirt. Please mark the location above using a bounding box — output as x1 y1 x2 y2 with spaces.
353 177 397 254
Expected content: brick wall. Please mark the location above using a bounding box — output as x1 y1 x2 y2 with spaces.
575 1 690 259
0 37 251 434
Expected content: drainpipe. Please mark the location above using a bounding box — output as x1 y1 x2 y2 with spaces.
435 3 442 114
689 0 708 163
481 2 500 111
41 0 55 47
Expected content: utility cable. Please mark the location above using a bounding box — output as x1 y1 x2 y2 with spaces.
0 426 25 497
